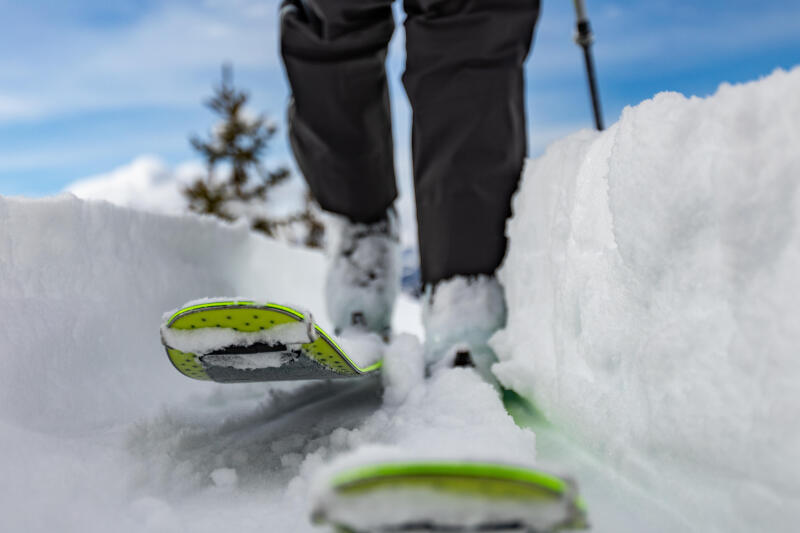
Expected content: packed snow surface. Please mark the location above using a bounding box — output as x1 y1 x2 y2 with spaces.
493 66 800 532
1 67 798 533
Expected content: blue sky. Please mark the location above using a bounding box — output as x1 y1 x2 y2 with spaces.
1 0 799 197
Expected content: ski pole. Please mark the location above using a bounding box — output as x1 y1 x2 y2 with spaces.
572 0 604 131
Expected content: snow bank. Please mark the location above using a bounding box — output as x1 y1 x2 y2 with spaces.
493 67 800 532
0 193 430 533
0 194 326 431
0 194 331 532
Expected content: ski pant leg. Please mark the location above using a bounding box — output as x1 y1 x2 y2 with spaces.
402 0 540 285
280 0 398 224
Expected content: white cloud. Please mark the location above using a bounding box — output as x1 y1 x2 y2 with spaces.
0 94 42 121
64 154 311 221
65 155 202 215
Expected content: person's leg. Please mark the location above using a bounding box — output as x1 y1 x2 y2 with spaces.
280 0 397 224
402 0 540 285
281 0 401 334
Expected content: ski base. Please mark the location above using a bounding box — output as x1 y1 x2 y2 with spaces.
161 300 381 383
313 461 588 532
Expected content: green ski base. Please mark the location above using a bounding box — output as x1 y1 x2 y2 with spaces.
161 300 381 383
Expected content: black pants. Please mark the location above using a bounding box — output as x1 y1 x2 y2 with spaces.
281 0 540 285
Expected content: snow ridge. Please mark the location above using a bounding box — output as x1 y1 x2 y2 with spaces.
493 66 800 533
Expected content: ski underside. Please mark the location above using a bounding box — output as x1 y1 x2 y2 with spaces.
161 300 381 383
160 300 588 532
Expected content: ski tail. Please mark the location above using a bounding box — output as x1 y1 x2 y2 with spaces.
313 461 588 532
161 300 381 383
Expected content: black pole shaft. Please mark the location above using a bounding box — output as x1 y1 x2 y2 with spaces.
580 40 604 131
573 0 604 131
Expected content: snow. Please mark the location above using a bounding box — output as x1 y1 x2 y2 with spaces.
493 66 800 532
308 335 550 529
1 66 799 533
210 468 239 489
317 336 539 469
0 194 327 432
334 330 386 369
201 351 289 370
164 321 313 354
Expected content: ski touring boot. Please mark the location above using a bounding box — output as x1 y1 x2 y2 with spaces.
325 208 401 339
423 274 507 383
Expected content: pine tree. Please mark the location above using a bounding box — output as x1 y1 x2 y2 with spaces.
184 65 324 247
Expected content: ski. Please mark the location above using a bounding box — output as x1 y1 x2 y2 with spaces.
312 461 588 532
161 300 381 383
161 299 589 531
